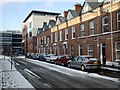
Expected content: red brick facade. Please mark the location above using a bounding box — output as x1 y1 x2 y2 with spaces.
36 1 120 64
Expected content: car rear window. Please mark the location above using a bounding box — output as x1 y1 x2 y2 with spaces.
86 57 97 61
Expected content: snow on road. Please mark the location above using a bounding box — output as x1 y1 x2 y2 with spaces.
0 55 34 88
22 57 119 83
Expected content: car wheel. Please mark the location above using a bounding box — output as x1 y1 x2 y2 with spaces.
55 62 57 65
81 65 85 71
61 63 64 66
68 63 71 68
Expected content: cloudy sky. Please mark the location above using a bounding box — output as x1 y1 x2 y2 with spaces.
0 0 103 31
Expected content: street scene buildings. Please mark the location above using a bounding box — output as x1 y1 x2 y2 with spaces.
22 0 120 65
0 0 120 89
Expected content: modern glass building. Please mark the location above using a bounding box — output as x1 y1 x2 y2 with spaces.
0 30 22 56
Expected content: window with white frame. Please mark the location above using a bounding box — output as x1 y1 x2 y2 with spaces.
51 34 53 43
116 42 120 60
55 32 58 42
47 37 49 44
80 24 84 37
65 28 68 40
44 36 46 44
102 16 108 33
78 45 82 56
39 38 41 45
72 26 75 39
117 12 120 30
29 22 32 29
41 36 44 45
59 30 62 41
89 21 94 35
88 44 93 56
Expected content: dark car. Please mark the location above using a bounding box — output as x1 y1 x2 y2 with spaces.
38 54 46 61
25 53 30 58
67 55 101 71
55 55 72 66
29 53 35 59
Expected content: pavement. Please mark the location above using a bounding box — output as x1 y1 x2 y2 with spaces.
101 61 120 72
0 55 35 89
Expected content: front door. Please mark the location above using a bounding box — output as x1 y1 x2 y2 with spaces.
100 43 106 64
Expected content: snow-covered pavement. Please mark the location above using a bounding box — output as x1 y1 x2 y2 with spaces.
0 55 34 89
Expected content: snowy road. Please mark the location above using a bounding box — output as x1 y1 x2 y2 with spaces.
14 57 119 89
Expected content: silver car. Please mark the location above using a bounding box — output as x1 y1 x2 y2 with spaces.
67 55 101 71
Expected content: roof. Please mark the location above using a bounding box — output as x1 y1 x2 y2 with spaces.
48 20 56 27
23 10 61 23
69 10 79 17
59 16 66 23
87 2 100 9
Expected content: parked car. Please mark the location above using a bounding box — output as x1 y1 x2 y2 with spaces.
55 55 72 66
29 53 35 59
67 55 101 71
33 53 38 60
38 54 46 61
46 54 58 63
46 54 55 62
50 55 58 63
25 53 30 58
34 54 41 60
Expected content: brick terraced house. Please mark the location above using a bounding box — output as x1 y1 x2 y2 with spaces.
23 0 120 65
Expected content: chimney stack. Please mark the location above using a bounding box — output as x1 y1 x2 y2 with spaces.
74 3 82 12
64 11 68 18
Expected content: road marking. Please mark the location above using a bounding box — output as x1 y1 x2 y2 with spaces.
43 83 51 88
24 69 41 79
16 62 20 65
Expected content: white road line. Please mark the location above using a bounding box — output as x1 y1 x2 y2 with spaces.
43 83 51 88
24 69 41 79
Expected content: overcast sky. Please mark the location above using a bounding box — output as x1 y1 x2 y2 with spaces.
0 0 103 31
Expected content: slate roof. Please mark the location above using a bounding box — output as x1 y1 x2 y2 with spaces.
68 10 80 17
37 28 43 34
87 2 100 9
59 16 66 23
48 20 56 28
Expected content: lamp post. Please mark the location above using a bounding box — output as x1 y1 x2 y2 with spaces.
110 0 114 66
57 25 59 56
11 31 13 69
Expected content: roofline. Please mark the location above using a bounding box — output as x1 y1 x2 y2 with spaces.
23 10 61 23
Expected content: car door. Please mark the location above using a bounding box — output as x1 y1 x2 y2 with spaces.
76 56 83 68
71 56 78 68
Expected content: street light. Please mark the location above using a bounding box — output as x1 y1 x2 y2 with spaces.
110 0 114 66
11 32 13 69
57 25 59 56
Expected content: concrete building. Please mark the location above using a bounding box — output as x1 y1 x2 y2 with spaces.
0 30 22 56
22 10 60 54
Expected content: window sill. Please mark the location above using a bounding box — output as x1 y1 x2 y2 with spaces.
72 38 75 40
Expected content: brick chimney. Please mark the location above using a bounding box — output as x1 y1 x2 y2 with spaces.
64 11 68 18
74 3 82 12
